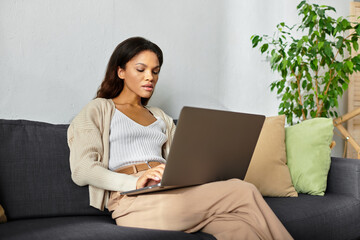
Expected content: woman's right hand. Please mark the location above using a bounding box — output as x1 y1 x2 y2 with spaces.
136 164 165 189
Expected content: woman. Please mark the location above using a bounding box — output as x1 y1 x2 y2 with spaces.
67 37 292 240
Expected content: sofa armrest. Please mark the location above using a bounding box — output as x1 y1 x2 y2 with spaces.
326 157 360 200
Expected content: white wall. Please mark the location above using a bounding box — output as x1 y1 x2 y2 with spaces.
0 0 225 123
0 0 351 156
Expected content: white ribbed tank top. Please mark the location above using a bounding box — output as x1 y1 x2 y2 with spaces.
108 109 167 171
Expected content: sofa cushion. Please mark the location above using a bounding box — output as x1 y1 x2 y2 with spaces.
285 118 333 195
327 157 360 200
265 193 360 240
245 115 298 197
0 119 107 220
0 215 216 240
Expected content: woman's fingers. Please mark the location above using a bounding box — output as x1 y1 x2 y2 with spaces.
152 164 165 173
146 179 159 186
136 174 159 189
147 172 161 181
144 164 165 180
136 164 166 189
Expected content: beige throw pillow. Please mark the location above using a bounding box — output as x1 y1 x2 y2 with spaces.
244 115 298 197
0 204 7 223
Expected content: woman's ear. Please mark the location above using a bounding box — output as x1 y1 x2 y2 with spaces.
117 67 125 79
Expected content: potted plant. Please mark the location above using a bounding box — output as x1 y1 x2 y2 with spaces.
251 0 360 124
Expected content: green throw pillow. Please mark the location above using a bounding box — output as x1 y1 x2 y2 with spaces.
285 118 334 196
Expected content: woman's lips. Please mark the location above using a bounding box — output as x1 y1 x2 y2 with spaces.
142 84 154 91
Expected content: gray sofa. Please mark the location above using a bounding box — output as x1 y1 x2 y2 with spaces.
0 119 359 240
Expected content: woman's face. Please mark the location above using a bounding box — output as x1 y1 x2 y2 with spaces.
118 50 160 100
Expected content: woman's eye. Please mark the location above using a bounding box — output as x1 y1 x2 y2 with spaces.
153 71 159 75
137 69 144 72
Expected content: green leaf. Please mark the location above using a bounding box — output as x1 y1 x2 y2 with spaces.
337 16 343 24
310 59 318 71
354 41 359 52
324 101 330 110
306 73 312 81
334 62 343 71
275 55 282 63
345 41 352 54
307 83 313 91
270 52 278 65
346 60 354 72
318 9 325 18
336 37 344 49
341 19 351 29
330 98 335 107
270 82 276 91
297 55 302 65
310 110 317 118
337 86 343 95
261 43 269 53
251 35 260 48
351 35 358 44
352 55 360 68
324 45 333 57
356 24 360 35
302 80 307 89
326 6 336 12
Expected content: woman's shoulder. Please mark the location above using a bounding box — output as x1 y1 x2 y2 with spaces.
69 98 114 128
85 98 114 110
76 98 114 116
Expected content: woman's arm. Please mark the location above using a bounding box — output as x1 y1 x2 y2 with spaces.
68 127 139 192
67 100 139 192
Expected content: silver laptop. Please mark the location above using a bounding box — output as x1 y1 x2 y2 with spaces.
121 106 265 196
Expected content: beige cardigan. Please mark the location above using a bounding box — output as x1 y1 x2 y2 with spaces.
67 98 176 210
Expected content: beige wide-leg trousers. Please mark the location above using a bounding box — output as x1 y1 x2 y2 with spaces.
108 178 293 240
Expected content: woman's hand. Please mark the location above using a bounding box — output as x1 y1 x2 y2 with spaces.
136 164 165 189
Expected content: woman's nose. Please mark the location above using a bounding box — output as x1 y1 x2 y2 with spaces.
145 71 153 81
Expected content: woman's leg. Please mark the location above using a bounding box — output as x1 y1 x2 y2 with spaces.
108 179 292 240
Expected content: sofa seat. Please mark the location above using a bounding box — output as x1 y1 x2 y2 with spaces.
0 215 215 240
266 193 360 240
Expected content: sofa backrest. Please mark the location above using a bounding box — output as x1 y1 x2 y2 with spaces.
0 119 109 221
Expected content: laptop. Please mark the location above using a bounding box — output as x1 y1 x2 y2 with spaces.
121 106 265 196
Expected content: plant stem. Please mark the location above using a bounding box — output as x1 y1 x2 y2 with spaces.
291 68 307 120
314 74 320 110
314 27 320 111
315 33 346 117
